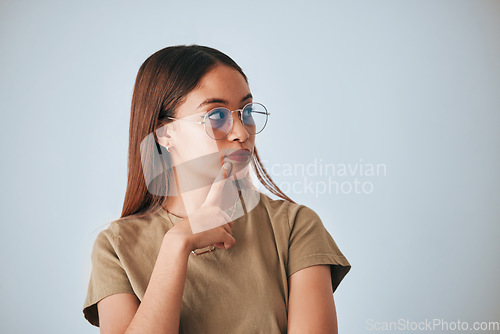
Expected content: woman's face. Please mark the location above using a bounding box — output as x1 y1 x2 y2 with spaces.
158 64 255 183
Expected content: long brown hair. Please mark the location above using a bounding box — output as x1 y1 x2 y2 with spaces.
121 45 294 218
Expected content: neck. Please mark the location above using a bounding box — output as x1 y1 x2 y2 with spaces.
162 165 246 219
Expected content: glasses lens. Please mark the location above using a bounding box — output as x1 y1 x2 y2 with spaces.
205 108 232 139
242 103 268 134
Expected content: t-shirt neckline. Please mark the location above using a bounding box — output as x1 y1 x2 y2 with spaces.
157 206 183 226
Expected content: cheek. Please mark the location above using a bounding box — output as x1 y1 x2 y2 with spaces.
175 127 223 175
249 135 256 150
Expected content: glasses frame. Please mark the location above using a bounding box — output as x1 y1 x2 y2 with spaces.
166 102 270 140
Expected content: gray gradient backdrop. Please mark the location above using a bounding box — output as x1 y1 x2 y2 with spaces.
1 0 499 333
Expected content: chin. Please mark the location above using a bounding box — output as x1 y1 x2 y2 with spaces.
231 163 250 180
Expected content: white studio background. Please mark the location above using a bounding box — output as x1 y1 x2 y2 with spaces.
1 0 499 333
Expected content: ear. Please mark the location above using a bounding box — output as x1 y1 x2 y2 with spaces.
155 123 173 148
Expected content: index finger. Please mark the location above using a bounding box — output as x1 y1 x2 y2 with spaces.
203 161 232 207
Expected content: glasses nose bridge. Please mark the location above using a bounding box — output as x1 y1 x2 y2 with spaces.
230 107 242 119
227 108 248 137
227 107 244 125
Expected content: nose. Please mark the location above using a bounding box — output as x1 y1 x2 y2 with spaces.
226 110 249 142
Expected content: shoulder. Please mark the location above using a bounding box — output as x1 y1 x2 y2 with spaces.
92 209 169 250
257 192 292 221
257 192 319 229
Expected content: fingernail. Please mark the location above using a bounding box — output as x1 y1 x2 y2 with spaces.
223 161 231 170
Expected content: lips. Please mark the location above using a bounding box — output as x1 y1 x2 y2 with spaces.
226 149 251 162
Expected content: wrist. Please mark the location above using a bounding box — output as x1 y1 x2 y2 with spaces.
162 232 192 257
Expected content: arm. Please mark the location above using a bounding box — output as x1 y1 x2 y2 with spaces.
97 164 236 333
97 235 191 334
287 264 338 334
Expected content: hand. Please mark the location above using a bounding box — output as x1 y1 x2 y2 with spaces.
164 161 236 253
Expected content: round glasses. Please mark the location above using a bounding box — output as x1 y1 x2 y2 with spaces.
167 102 270 140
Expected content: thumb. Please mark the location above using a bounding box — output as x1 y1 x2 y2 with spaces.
204 161 232 207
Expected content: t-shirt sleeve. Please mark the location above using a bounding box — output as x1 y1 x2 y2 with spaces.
82 230 136 327
287 204 351 293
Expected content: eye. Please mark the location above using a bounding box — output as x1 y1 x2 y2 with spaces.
242 105 254 119
206 108 230 130
208 109 227 120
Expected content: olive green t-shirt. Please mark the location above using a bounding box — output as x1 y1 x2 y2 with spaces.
82 192 351 333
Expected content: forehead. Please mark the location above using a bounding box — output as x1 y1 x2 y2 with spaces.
176 65 250 117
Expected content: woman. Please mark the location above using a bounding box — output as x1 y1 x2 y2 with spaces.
83 44 351 333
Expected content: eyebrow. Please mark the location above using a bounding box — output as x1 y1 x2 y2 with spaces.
197 93 253 109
